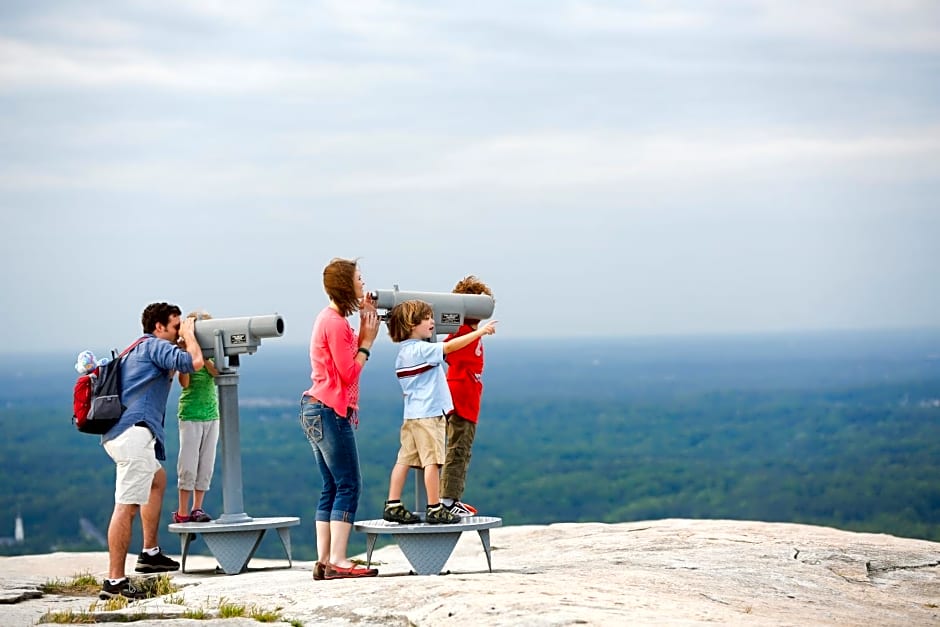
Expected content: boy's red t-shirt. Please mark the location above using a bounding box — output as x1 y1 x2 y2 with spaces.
444 324 485 423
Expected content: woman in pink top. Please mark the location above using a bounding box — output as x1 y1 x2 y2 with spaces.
300 257 379 580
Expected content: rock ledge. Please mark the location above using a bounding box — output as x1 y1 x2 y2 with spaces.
0 519 937 626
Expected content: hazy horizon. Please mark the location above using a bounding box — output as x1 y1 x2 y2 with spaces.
0 324 937 360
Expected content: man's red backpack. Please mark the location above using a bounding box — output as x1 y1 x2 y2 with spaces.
72 338 147 434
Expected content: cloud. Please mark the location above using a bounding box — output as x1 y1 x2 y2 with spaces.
754 0 940 53
0 36 416 93
3 124 936 204
567 0 940 53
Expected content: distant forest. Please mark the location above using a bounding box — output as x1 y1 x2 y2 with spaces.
1 330 938 562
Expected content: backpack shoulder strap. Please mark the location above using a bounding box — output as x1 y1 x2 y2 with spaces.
117 336 149 360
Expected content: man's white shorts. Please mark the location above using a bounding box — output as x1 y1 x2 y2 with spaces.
103 425 161 505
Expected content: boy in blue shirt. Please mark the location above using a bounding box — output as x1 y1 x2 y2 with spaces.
382 300 497 524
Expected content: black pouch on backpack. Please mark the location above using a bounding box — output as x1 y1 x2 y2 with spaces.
81 351 124 434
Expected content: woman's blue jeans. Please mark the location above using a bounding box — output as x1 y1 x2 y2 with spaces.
300 396 361 523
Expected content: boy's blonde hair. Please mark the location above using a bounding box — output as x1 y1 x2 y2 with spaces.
387 300 433 343
186 310 212 321
179 310 211 350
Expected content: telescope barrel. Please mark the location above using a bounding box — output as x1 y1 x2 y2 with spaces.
370 288 494 335
194 313 285 358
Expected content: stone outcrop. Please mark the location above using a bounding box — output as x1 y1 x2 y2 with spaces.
1 519 938 626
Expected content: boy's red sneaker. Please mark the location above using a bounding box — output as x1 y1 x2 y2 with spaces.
449 500 477 516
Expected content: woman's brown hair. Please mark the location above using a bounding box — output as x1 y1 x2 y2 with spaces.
323 257 361 317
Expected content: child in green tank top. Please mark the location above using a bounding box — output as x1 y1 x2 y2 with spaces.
173 311 220 524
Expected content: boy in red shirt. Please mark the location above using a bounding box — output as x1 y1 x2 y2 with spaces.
440 276 495 517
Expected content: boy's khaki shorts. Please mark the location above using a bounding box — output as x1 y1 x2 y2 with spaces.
103 425 161 505
396 416 446 467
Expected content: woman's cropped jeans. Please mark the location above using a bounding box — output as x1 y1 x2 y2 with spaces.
300 395 361 523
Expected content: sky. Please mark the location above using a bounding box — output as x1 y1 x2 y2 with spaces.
1 0 939 354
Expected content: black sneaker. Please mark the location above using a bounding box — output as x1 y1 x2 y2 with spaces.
135 548 180 573
383 502 420 524
99 578 147 600
426 504 460 524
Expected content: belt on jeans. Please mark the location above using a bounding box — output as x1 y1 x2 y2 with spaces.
304 396 355 420
303 396 337 411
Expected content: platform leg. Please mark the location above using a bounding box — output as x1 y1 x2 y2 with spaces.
364 533 378 568
178 533 196 573
395 532 461 575
276 527 293 567
478 529 493 572
201 529 266 575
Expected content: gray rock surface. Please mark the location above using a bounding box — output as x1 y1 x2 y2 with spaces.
1 519 938 626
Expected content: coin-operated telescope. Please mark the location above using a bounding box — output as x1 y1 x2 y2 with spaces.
179 312 295 541
194 314 285 360
369 286 495 336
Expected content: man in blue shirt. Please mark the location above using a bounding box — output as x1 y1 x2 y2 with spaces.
99 302 205 601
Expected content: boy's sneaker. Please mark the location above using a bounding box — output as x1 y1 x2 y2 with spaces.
426 504 460 524
99 578 147 600
457 500 478 514
383 502 420 524
135 548 180 573
189 508 212 523
172 512 191 524
448 501 477 517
